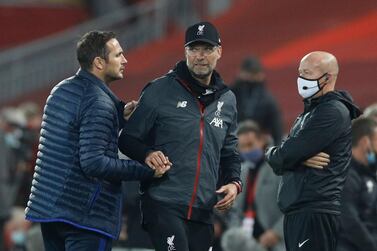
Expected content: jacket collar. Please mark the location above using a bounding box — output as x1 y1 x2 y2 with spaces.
76 69 123 105
76 68 125 127
303 91 361 120
170 61 229 106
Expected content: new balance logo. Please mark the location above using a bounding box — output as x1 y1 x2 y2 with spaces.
210 117 223 128
177 101 187 108
298 238 309 248
167 235 176 251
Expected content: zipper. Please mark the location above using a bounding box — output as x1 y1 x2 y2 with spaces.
187 102 205 220
88 184 101 212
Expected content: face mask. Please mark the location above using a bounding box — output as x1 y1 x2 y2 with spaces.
297 73 327 99
11 230 25 245
4 132 21 149
367 151 376 166
240 149 264 164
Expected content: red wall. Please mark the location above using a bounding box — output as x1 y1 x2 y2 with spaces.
0 5 89 50
4 0 377 132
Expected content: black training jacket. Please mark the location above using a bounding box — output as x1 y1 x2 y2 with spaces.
266 91 361 215
119 61 241 223
337 159 377 251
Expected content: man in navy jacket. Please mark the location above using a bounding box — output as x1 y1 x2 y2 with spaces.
25 31 169 251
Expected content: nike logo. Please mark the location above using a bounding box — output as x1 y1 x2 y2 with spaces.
298 239 309 248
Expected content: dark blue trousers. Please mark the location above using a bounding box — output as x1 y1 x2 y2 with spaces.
40 222 112 251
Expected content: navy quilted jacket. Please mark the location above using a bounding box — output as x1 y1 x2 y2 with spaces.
25 69 154 239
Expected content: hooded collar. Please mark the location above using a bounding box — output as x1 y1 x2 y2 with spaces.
171 60 229 106
303 90 361 119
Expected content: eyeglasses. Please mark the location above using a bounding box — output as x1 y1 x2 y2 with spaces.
185 46 218 56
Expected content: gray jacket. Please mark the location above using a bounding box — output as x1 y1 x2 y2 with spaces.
255 162 285 251
227 160 285 251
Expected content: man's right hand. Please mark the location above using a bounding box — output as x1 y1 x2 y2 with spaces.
303 152 330 169
146 151 172 178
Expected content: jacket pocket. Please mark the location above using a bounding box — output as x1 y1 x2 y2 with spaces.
277 171 307 213
87 184 101 213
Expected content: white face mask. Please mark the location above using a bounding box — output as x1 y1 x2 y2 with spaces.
297 73 327 99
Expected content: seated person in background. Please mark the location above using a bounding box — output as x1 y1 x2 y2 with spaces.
225 120 285 251
337 117 377 251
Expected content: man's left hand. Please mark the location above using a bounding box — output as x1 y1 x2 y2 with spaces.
214 183 238 211
259 229 280 248
124 100 138 120
303 152 330 169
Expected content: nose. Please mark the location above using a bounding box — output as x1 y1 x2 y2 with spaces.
196 51 205 59
121 54 127 64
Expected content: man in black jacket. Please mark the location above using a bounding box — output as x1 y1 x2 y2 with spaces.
337 117 377 251
231 56 283 144
119 21 242 251
266 51 361 251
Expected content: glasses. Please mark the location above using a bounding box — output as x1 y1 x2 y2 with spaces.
186 46 218 56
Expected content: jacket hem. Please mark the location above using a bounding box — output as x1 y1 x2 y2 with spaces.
25 216 117 239
284 208 341 216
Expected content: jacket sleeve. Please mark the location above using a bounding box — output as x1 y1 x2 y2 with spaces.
118 85 159 162
339 170 377 251
79 97 154 181
220 110 242 186
266 102 346 175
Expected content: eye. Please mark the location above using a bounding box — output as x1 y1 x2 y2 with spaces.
204 47 213 53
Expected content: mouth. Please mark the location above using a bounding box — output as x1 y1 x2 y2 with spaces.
195 63 208 68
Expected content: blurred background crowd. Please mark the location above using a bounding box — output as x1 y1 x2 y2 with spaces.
0 0 376 250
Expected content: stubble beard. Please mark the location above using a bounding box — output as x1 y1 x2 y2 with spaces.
105 71 123 84
188 67 212 81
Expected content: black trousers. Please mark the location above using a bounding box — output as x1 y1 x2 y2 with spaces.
284 212 339 251
143 209 214 251
40 222 112 251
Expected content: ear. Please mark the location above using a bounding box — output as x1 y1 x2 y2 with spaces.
360 135 371 150
93 57 105 70
217 46 222 59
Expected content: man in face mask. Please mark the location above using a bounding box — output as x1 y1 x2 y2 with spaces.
337 117 377 251
266 51 362 251
228 120 285 251
231 56 283 144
